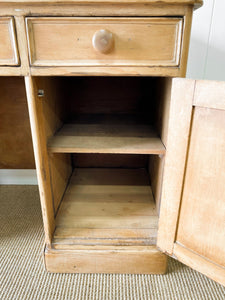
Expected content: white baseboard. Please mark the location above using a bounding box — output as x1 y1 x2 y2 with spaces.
0 169 38 185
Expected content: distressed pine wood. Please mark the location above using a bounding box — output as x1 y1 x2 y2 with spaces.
173 243 225 287
55 168 158 234
48 115 165 155
0 0 202 5
153 77 173 147
54 227 156 241
25 76 55 245
14 16 30 75
0 17 19 66
30 65 183 77
34 77 72 214
0 67 22 75
148 78 172 213
46 167 167 273
193 80 225 110
1 0 204 277
0 0 200 75
49 153 72 214
45 246 167 274
178 6 193 77
158 79 225 287
0 77 34 169
0 4 195 19
157 78 195 254
26 17 183 68
148 155 164 214
176 106 225 267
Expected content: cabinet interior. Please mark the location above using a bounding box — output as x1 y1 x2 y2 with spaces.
33 76 172 249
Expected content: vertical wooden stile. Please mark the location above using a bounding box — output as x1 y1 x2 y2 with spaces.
25 76 55 246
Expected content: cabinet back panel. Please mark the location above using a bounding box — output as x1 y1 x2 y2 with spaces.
72 153 148 169
63 77 157 119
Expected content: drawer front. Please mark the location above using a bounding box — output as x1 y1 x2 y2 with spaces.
0 17 19 66
26 17 183 67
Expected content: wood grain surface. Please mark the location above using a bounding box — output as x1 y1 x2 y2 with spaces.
54 168 158 248
48 115 165 155
0 17 19 66
26 17 183 68
0 77 34 169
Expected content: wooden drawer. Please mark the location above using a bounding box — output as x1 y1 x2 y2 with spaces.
26 17 183 68
0 17 19 66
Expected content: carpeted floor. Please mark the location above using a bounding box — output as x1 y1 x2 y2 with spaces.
0 185 225 300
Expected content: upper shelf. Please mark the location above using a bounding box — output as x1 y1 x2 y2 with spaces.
48 114 165 155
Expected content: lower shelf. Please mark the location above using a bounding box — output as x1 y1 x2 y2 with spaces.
47 168 167 274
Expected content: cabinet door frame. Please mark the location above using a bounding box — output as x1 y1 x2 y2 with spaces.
157 78 225 286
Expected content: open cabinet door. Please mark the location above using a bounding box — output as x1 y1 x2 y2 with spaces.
157 78 225 286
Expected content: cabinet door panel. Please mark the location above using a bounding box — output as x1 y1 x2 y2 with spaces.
177 106 225 268
157 79 225 286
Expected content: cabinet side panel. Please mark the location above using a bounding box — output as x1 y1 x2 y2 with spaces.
37 77 72 213
148 155 164 214
154 77 172 147
49 153 72 214
148 78 172 212
38 77 65 139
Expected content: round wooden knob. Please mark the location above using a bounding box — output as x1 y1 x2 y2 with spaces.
92 29 114 54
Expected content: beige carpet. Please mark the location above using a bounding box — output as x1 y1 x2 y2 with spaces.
0 185 224 300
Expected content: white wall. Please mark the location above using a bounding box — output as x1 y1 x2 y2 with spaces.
187 0 225 81
0 169 38 185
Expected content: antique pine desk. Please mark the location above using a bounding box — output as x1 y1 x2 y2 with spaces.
1 0 225 286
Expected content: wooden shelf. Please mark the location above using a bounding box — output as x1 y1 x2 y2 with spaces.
48 114 165 155
53 168 158 250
